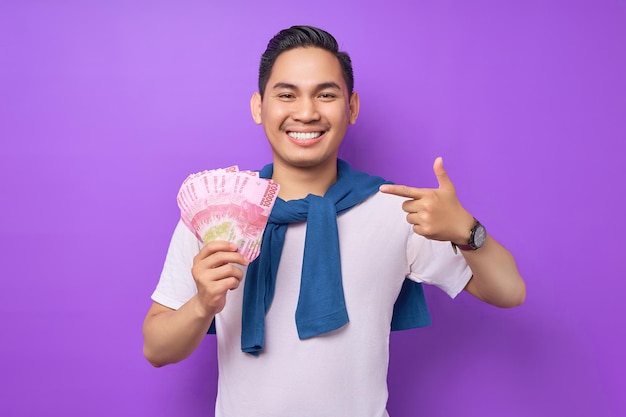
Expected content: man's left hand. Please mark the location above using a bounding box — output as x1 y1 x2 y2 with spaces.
379 157 475 244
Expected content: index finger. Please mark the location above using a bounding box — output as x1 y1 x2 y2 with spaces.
197 239 239 258
379 184 429 199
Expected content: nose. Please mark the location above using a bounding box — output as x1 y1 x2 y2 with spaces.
291 97 321 123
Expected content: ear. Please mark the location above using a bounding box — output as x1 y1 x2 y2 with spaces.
348 92 360 124
250 92 263 125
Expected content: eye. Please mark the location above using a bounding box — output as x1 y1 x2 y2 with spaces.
318 93 337 100
278 93 295 100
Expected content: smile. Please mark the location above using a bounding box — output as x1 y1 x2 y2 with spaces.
287 131 323 140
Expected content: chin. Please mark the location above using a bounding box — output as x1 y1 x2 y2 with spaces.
283 155 336 170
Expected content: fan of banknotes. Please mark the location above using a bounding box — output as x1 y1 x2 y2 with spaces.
176 166 280 262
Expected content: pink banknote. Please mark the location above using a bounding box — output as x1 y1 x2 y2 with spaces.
177 167 279 262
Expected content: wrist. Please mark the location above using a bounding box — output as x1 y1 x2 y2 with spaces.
191 295 217 321
452 212 476 245
451 217 487 253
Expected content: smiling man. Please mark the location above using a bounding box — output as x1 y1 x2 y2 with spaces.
143 26 526 417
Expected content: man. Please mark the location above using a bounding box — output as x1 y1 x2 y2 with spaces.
143 25 525 416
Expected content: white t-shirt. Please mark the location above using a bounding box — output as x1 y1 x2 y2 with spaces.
152 192 473 417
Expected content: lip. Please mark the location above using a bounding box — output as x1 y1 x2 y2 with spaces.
285 130 326 147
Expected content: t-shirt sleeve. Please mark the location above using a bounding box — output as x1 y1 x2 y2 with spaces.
151 220 202 310
406 231 473 298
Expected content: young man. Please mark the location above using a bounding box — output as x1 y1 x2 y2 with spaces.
143 26 525 416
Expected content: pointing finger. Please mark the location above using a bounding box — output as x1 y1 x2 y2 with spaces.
379 184 429 199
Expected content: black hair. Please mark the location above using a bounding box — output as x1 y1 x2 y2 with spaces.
258 25 354 98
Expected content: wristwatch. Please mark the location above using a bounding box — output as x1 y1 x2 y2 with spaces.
452 219 487 253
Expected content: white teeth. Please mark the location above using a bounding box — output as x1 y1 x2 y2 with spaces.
288 131 322 140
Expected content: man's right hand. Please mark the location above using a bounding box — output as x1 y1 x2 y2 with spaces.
191 240 249 318
142 240 248 367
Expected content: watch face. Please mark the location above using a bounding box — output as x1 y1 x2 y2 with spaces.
472 224 487 248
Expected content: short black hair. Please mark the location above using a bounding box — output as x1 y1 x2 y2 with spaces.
258 25 354 98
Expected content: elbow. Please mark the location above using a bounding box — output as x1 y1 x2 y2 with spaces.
500 293 525 308
498 279 526 308
143 344 165 368
515 285 526 307
142 316 172 368
142 338 176 368
146 359 165 369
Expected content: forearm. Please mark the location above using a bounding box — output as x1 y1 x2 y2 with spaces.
142 296 216 367
461 236 526 308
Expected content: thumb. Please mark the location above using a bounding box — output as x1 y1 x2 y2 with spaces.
433 156 454 189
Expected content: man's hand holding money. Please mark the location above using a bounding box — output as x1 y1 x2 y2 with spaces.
191 240 249 318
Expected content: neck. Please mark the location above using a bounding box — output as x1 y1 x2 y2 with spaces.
271 159 338 201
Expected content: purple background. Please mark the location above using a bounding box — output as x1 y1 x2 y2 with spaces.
1 1 625 416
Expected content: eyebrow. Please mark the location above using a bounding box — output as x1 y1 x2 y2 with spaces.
271 82 342 92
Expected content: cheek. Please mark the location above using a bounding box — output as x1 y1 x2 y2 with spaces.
323 104 349 123
262 106 289 125
334 108 352 127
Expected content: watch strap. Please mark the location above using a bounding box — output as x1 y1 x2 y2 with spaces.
451 218 483 253
451 242 475 253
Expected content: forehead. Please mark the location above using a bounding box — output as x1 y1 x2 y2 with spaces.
268 47 346 90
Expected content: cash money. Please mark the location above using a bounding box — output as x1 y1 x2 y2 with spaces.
177 167 279 261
